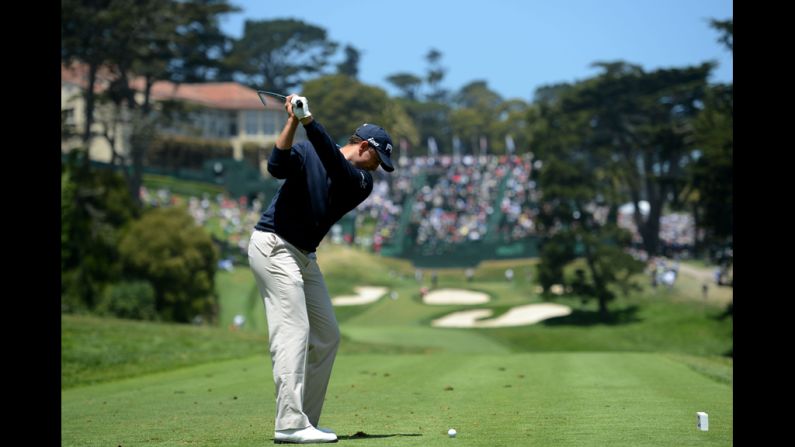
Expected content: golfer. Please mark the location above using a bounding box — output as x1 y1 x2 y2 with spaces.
248 94 395 444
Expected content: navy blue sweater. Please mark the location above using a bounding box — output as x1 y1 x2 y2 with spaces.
254 120 373 252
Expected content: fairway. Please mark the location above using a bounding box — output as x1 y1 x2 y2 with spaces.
62 248 732 446
62 352 731 446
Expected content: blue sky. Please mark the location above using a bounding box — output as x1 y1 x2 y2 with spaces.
220 0 733 101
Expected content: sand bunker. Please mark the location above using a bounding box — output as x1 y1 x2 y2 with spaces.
431 303 572 328
423 288 490 305
332 286 389 306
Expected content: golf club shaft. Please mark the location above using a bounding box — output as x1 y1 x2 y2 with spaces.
261 91 287 100
260 91 302 108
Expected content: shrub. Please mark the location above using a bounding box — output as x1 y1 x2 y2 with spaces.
96 280 157 320
118 207 218 323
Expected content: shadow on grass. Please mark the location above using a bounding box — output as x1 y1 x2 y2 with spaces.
338 432 422 441
333 304 374 324
714 302 733 321
541 305 642 326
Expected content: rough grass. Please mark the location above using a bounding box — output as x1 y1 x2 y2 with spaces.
61 314 267 389
62 314 425 389
142 173 224 197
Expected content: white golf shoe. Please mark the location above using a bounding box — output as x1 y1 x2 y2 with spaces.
274 426 338 444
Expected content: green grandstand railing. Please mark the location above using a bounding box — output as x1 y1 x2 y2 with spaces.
399 237 541 268
69 155 280 200
485 168 512 243
379 171 427 257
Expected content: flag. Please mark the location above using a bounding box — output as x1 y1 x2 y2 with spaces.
452 135 462 156
428 136 438 157
505 135 515 154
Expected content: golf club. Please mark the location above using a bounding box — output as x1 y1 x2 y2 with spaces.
257 90 302 108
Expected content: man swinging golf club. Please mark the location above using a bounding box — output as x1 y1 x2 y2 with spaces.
248 93 395 444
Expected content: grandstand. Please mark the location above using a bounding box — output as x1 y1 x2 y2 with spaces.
334 154 544 267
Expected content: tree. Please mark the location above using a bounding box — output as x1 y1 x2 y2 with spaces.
454 80 502 109
384 51 453 155
226 18 338 92
118 207 219 323
533 82 574 106
449 107 488 155
61 151 138 312
551 61 714 256
690 83 732 254
425 48 448 102
532 125 643 319
690 18 732 255
709 18 732 51
394 98 451 155
61 0 120 146
169 0 240 83
536 232 576 293
450 80 504 154
95 280 157 320
491 99 531 154
385 73 423 100
301 75 419 147
383 101 421 151
336 44 361 78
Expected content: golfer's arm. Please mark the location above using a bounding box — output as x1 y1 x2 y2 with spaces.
275 116 301 150
303 118 357 182
268 117 301 179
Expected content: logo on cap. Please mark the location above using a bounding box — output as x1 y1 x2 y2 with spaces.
385 143 392 155
367 137 380 148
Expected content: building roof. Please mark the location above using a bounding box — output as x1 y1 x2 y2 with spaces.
61 62 277 111
146 82 270 110
61 63 116 94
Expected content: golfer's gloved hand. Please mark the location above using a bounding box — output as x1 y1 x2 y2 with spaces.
291 96 312 120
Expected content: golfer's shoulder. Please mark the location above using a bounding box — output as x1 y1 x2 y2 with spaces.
294 140 313 153
289 140 315 160
353 168 373 193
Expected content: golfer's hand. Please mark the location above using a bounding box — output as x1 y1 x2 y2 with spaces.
289 94 312 120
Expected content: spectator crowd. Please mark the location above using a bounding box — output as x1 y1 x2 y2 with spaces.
140 152 699 263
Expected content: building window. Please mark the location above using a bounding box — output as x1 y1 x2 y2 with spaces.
62 108 76 126
229 112 238 135
61 108 76 137
245 111 259 135
205 112 215 137
263 110 279 135
222 115 230 137
214 112 226 137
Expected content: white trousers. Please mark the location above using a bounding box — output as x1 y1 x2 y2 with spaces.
248 230 340 431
